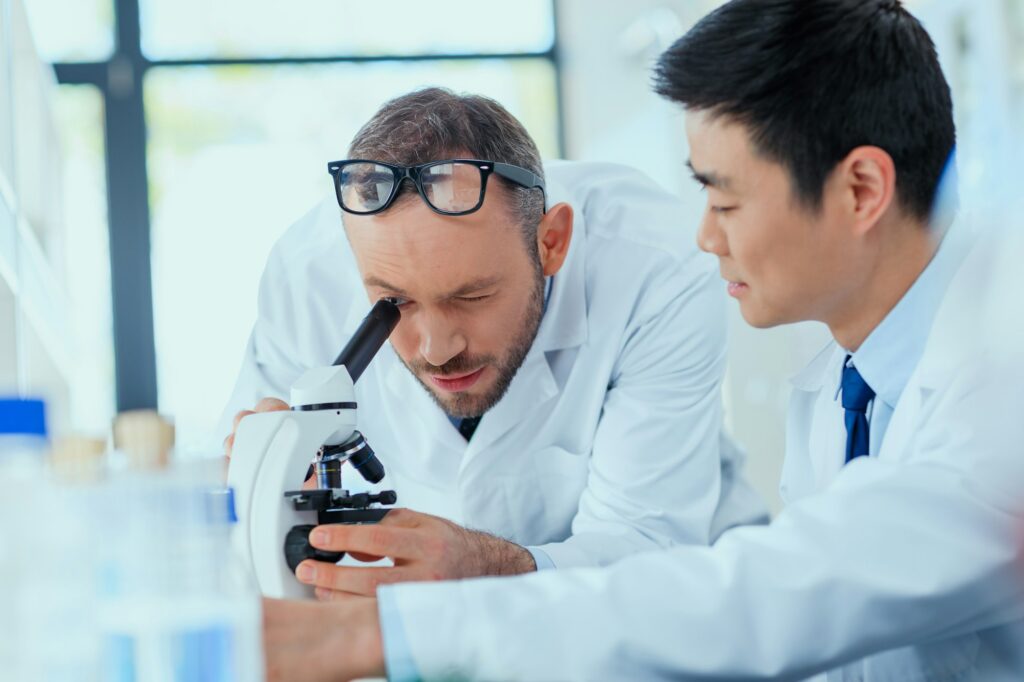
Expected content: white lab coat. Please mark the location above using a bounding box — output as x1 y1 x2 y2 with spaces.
383 227 1024 680
218 160 767 568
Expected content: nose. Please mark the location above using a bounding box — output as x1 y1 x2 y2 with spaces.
416 311 467 368
697 211 729 257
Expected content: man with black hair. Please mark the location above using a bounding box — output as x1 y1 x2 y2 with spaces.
261 2 1024 680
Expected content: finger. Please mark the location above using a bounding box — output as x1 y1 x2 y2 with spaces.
312 588 379 604
312 588 382 604
314 587 361 602
255 397 289 413
309 523 425 560
296 562 415 595
348 551 385 563
223 433 235 458
377 507 425 529
232 409 255 431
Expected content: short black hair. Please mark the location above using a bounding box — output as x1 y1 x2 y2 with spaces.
654 0 955 221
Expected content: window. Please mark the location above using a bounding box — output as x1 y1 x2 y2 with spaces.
140 0 554 59
33 1 561 448
23 0 114 63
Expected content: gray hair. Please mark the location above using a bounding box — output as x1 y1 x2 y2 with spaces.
347 88 546 249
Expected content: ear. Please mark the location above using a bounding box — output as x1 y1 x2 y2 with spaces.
837 146 897 236
536 202 574 277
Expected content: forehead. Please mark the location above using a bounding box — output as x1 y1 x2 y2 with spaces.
343 200 527 293
684 110 786 192
686 111 753 165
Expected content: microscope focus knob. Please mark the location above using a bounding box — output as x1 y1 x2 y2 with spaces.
284 524 344 574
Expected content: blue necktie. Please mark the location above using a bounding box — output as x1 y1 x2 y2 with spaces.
841 357 875 464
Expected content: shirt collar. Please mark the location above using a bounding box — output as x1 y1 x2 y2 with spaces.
848 223 971 408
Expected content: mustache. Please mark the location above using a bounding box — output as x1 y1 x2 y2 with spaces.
409 353 496 377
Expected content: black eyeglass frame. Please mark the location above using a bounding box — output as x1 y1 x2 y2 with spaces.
326 158 547 217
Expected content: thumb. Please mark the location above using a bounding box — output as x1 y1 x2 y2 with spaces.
255 397 289 412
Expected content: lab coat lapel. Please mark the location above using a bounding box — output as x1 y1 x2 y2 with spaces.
789 343 849 494
380 348 468 453
876 330 947 462
877 380 922 462
462 349 560 459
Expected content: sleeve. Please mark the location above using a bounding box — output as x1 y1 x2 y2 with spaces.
526 547 555 571
382 357 1024 680
377 589 421 682
527 259 739 567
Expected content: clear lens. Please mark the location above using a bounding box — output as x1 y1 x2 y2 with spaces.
420 162 484 213
339 163 397 213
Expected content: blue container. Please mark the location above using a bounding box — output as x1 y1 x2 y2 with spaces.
0 398 47 437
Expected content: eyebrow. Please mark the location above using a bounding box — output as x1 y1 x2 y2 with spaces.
686 160 732 190
364 275 502 300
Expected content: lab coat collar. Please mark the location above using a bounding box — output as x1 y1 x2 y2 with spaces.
529 166 589 353
788 219 973 397
789 341 844 393
849 221 972 408
459 169 590 454
908 221 983 392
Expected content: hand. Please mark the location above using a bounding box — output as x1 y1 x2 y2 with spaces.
295 508 537 600
262 596 385 682
224 397 289 460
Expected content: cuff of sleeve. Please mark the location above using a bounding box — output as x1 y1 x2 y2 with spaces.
526 538 599 569
526 546 556 570
377 588 421 682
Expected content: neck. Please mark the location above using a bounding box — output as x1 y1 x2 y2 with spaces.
828 217 943 352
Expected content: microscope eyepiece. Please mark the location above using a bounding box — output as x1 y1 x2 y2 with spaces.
333 299 401 383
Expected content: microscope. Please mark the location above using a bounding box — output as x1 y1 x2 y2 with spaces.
227 299 401 599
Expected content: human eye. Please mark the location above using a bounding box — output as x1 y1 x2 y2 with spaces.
456 294 491 304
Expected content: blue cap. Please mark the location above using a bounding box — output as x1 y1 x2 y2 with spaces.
204 486 238 524
0 398 47 437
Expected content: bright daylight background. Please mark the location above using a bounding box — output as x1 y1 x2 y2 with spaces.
3 0 1022 512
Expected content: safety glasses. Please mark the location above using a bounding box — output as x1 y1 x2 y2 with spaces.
326 159 546 216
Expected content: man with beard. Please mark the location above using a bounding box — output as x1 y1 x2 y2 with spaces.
220 87 765 599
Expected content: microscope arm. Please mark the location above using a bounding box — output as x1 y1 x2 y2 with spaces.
230 402 358 599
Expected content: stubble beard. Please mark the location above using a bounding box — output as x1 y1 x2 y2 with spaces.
401 268 545 419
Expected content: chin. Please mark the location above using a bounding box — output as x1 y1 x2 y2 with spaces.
432 386 490 418
738 302 787 329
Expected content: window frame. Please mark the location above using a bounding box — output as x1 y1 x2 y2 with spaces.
51 0 564 412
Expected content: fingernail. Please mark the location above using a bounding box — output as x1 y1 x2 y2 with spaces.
296 562 316 582
310 528 328 546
